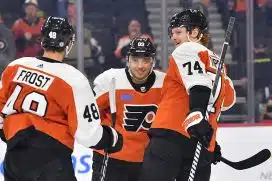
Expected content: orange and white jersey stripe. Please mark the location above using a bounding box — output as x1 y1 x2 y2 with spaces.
93 68 165 162
151 42 236 152
0 57 103 149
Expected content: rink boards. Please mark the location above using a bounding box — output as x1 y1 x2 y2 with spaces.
0 123 272 181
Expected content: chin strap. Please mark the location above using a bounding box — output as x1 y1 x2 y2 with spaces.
187 33 203 43
65 34 76 58
65 42 74 58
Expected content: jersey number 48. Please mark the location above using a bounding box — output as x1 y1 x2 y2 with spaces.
2 85 48 117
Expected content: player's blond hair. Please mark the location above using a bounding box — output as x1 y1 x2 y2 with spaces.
191 27 210 47
200 33 210 47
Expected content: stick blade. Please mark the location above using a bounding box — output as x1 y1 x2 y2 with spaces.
222 149 271 170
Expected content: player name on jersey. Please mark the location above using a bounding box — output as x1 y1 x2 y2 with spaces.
13 67 54 91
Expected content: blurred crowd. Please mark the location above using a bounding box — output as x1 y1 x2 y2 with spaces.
217 0 272 120
188 0 272 120
0 0 153 79
0 0 271 120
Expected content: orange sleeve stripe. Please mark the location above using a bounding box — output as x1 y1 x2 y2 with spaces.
96 92 109 112
222 78 236 110
197 50 209 70
169 56 183 85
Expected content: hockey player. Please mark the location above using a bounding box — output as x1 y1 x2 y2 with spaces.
0 16 122 181
138 9 236 181
92 38 165 181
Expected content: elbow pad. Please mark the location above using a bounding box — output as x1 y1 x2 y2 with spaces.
189 85 211 112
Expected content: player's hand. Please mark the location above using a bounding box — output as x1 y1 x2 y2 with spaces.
183 109 213 149
103 126 123 154
212 141 222 164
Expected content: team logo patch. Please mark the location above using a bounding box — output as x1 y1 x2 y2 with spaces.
210 55 219 69
123 104 158 132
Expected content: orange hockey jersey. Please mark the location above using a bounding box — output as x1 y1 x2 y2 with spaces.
0 57 104 150
151 42 236 152
94 68 165 162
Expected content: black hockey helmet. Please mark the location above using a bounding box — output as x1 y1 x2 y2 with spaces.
169 9 208 34
127 38 156 57
41 16 75 50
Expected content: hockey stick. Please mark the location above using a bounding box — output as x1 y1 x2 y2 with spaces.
188 17 236 181
100 78 116 181
220 149 271 170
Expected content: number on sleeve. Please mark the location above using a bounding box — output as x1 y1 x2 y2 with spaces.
183 61 203 75
183 62 193 75
90 103 99 119
83 105 92 122
194 61 203 74
83 103 100 122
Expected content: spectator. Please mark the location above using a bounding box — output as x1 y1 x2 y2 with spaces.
66 0 105 80
192 0 210 19
57 0 68 17
228 0 247 75
0 12 16 74
114 19 153 63
266 0 272 28
12 0 45 58
37 0 57 17
254 0 267 59
215 0 232 29
229 0 267 76
265 0 272 58
263 96 272 120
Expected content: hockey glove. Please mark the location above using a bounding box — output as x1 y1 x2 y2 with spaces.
0 130 6 143
184 109 213 149
212 141 222 164
0 116 5 142
103 125 123 154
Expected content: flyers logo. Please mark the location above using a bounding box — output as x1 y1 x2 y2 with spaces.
209 54 220 69
123 104 158 132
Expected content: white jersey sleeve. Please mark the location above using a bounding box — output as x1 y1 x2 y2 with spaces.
93 68 117 98
172 42 212 93
68 71 103 148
